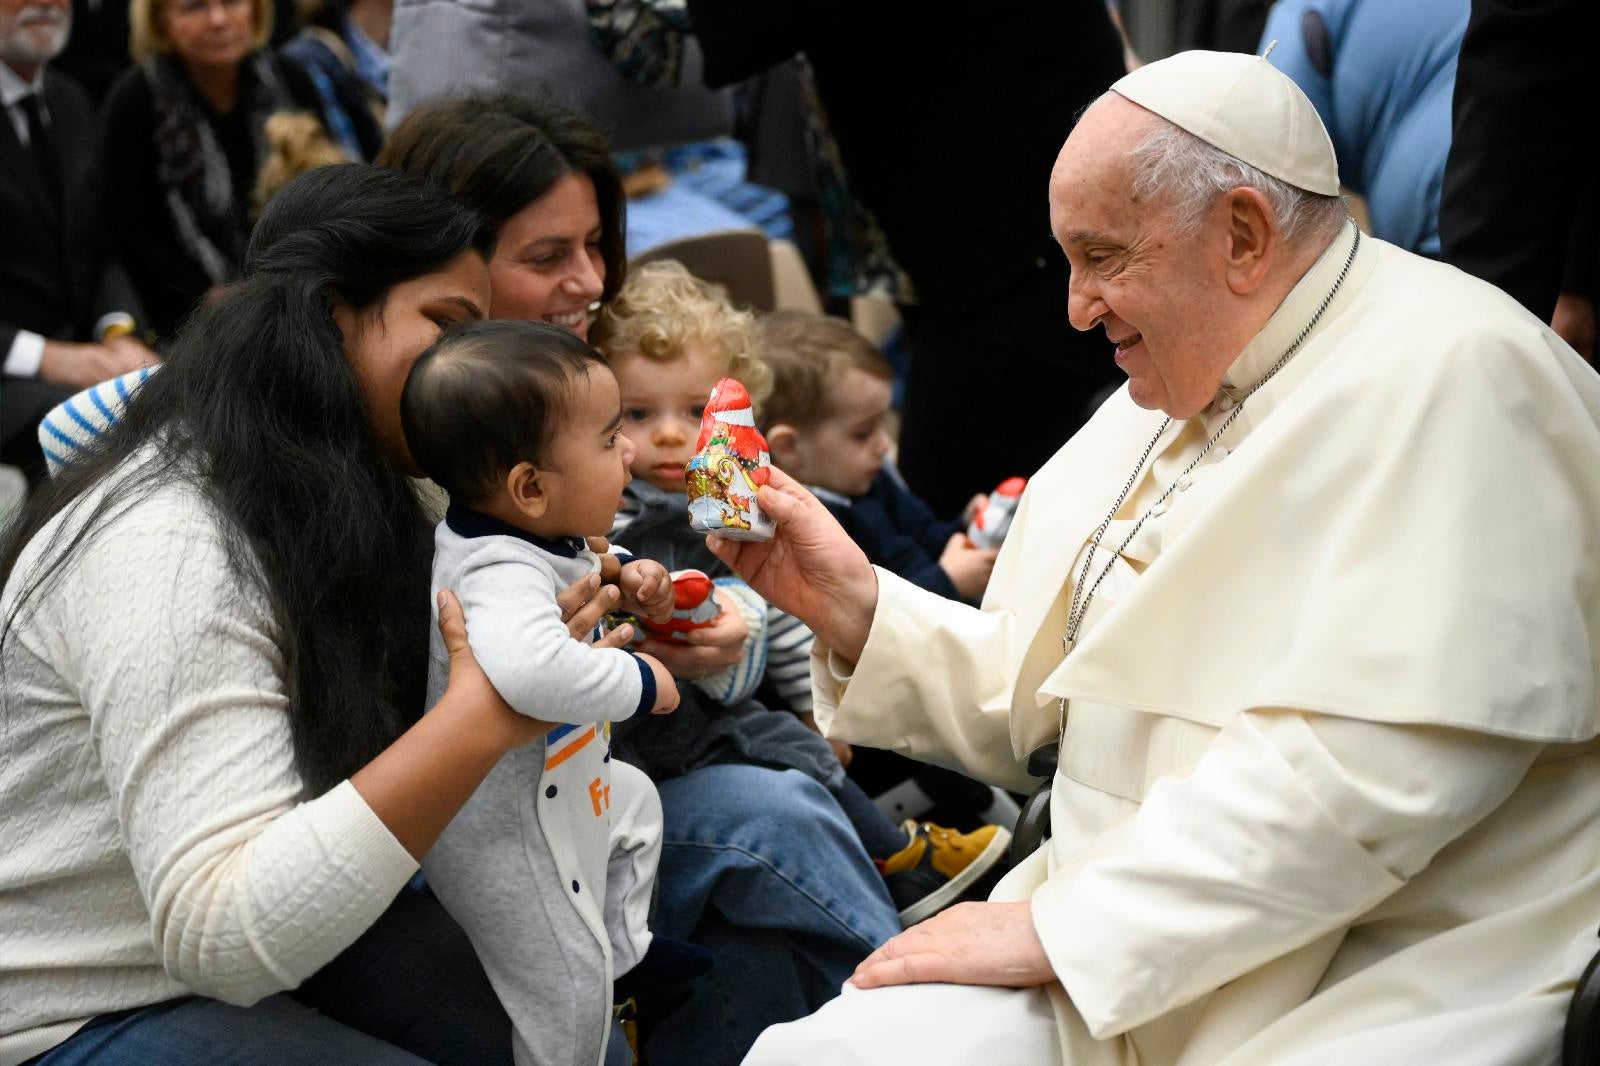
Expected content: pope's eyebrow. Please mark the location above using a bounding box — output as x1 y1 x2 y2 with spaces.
1065 230 1116 245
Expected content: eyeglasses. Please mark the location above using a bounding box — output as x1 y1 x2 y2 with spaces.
167 0 249 20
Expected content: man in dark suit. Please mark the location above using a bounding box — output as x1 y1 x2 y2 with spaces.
1 0 152 485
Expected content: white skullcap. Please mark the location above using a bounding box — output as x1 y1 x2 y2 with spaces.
1111 49 1340 196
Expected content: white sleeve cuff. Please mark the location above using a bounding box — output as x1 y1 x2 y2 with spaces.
5 330 45 378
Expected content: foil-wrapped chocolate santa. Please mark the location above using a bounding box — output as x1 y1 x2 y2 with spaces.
685 378 774 541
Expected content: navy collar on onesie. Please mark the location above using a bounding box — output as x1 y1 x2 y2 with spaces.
445 505 585 558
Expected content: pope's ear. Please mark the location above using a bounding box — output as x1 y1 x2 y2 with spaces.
1222 186 1277 295
507 462 549 519
766 424 803 467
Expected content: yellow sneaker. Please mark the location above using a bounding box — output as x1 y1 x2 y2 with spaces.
877 820 1012 927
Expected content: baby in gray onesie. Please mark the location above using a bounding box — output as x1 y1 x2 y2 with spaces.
400 320 681 1066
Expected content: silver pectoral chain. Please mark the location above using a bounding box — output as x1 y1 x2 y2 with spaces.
1055 222 1361 739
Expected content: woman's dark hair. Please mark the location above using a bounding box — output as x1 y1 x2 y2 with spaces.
0 164 495 797
376 90 628 303
402 320 606 507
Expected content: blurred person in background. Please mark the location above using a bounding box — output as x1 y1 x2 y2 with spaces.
1440 0 1598 361
385 0 731 151
49 0 130 102
52 0 295 104
282 0 388 161
99 0 331 338
587 0 1128 517
1265 0 1596 362
1263 0 1468 257
0 0 153 486
1176 0 1272 52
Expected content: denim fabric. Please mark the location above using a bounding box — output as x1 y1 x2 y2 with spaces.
645 764 900 1066
27 888 513 1066
834 775 911 861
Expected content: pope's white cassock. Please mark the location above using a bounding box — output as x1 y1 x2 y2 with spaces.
745 53 1600 1066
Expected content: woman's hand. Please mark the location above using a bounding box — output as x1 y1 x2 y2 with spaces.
555 573 634 648
849 902 1054 990
706 466 879 663
638 587 748 679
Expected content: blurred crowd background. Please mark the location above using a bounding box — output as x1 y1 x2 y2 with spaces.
1 0 1594 514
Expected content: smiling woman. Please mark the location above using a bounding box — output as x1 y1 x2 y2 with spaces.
377 92 629 341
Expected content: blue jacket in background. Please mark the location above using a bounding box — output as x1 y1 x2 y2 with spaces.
1263 0 1469 255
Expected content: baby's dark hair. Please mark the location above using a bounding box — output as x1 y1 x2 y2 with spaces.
401 320 606 504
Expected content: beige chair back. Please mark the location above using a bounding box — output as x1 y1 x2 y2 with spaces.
768 239 822 313
631 230 775 311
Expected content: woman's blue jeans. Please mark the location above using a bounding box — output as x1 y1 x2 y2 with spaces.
644 764 902 1066
28 765 898 1066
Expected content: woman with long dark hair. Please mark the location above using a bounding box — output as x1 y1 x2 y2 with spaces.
0 164 626 1064
380 93 903 1066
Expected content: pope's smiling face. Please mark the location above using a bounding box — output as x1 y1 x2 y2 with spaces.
1050 94 1270 420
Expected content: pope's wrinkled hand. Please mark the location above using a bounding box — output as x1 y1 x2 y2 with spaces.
848 902 1055 991
706 466 878 663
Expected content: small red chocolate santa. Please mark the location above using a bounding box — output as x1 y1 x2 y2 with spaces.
638 569 724 641
967 476 1027 550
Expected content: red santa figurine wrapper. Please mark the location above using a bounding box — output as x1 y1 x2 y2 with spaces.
639 569 723 641
967 476 1027 550
685 378 774 541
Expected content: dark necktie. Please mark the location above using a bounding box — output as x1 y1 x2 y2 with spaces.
19 93 61 208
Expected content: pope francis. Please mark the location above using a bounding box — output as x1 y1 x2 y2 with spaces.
714 50 1600 1066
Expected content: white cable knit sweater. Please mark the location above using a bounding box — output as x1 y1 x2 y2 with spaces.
0 471 419 1065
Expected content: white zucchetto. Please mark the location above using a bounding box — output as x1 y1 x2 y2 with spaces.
1112 49 1341 196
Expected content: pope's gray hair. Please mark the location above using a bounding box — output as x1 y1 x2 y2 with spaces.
1126 116 1348 246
